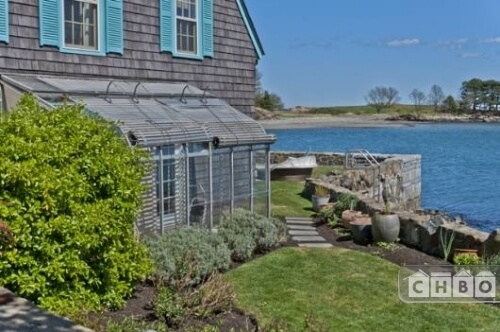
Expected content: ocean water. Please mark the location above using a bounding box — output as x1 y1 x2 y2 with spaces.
269 123 500 232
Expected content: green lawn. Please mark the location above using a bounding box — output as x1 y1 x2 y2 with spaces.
228 248 500 332
270 167 340 218
271 180 312 218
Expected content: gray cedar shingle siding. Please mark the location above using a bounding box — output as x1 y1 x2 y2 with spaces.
1 0 258 116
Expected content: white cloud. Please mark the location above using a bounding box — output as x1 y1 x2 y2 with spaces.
459 52 483 58
386 38 420 47
436 38 468 46
483 37 500 44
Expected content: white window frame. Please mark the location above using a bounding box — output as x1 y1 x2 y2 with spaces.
175 0 199 56
62 0 101 52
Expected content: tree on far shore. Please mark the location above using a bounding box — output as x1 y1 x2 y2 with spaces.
428 84 445 112
365 86 400 113
409 89 426 112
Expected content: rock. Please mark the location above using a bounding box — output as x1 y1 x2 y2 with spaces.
484 229 500 256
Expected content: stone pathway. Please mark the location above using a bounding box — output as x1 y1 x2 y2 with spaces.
285 217 332 248
0 288 93 332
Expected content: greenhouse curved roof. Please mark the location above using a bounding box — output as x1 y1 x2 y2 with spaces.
1 74 276 147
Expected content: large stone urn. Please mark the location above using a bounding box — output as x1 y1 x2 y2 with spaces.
371 213 400 243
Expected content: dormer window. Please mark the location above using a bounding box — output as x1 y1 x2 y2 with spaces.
63 0 99 50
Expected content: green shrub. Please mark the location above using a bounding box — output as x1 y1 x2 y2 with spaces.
145 227 231 287
453 253 482 265
154 272 234 327
154 287 186 326
486 254 500 265
0 95 152 314
219 209 286 262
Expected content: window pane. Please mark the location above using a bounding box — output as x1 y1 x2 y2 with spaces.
190 3 196 19
64 22 73 44
64 0 99 50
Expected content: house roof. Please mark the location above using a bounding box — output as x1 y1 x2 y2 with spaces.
236 0 265 59
1 74 275 148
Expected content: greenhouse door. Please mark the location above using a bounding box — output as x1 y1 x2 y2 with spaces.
156 145 184 232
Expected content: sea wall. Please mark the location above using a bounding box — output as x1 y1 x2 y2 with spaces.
271 151 421 211
276 150 500 257
305 181 492 257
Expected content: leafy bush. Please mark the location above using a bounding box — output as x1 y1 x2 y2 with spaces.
0 95 152 314
333 193 359 218
146 227 231 287
486 254 500 265
454 253 482 265
219 209 286 262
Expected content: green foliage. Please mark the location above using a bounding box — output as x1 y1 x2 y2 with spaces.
333 193 359 219
442 95 459 113
219 209 286 262
485 254 500 265
439 228 456 262
106 317 168 332
154 287 186 326
145 227 231 287
0 95 152 314
453 253 481 265
154 272 235 328
256 91 284 112
317 205 337 225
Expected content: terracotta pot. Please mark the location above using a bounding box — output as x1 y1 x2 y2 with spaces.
349 217 372 245
312 195 330 212
453 248 479 258
371 213 400 243
341 210 362 228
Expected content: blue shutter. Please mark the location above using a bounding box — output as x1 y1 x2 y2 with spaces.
160 0 173 52
105 0 123 54
201 0 213 57
0 0 8 43
39 0 60 47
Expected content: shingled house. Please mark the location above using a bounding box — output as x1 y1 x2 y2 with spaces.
0 0 275 234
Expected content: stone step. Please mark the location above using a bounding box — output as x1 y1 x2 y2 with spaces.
298 243 333 248
285 217 315 222
288 230 319 236
292 236 326 243
285 219 315 225
287 225 317 231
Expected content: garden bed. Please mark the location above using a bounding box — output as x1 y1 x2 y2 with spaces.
316 223 448 267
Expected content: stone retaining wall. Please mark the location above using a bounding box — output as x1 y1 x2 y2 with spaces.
272 151 421 211
306 181 496 258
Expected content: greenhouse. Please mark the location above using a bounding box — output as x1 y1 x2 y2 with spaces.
0 74 276 234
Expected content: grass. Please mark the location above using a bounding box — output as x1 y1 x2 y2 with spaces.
270 166 341 218
271 180 312 218
228 247 500 331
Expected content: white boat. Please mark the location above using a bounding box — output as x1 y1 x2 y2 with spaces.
271 156 317 181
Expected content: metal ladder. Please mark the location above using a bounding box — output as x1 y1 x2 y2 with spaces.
344 149 382 201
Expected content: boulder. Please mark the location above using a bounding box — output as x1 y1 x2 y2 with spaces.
484 229 500 256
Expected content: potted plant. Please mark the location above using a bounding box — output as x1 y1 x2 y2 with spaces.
371 202 400 243
312 184 330 212
340 196 361 228
349 216 372 245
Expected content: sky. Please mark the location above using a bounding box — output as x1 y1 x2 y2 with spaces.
245 0 500 107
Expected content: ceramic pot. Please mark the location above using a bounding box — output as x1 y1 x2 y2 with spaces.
312 195 330 212
349 217 372 245
371 213 400 243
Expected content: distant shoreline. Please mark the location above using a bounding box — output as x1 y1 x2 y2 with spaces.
258 114 500 130
258 116 419 130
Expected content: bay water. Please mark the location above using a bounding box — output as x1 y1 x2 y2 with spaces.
269 123 500 232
